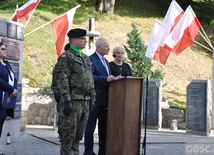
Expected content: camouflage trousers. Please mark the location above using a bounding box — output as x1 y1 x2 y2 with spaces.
59 100 90 155
56 103 62 139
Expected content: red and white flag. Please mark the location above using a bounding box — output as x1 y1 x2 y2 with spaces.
146 21 171 64
53 6 79 57
162 0 184 31
164 6 202 55
11 0 40 22
146 0 184 64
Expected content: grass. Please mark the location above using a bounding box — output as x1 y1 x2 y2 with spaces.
171 101 186 112
0 0 213 110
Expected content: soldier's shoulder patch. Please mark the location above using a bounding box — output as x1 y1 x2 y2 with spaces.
61 54 66 58
58 54 67 61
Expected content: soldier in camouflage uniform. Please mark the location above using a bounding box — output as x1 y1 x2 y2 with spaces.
51 62 62 140
51 43 71 141
55 28 95 155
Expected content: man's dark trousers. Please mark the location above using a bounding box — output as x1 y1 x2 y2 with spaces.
84 105 108 154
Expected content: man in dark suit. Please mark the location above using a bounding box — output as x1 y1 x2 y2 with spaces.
84 38 116 155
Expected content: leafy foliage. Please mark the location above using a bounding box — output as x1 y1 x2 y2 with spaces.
43 83 53 95
211 19 214 26
124 23 164 79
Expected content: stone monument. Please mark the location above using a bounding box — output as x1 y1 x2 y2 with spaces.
186 79 212 136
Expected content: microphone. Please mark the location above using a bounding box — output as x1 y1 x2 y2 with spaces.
113 54 116 57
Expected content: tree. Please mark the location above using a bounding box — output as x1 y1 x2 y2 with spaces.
95 0 115 14
124 23 164 79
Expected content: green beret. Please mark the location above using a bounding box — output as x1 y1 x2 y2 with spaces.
67 28 87 38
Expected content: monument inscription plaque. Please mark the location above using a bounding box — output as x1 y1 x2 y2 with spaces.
186 80 207 132
7 22 17 39
0 19 7 37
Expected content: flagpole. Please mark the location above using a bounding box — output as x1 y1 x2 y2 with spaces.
198 31 213 49
24 5 81 37
24 19 53 37
24 0 41 28
194 40 213 52
182 34 214 52
24 6 37 28
200 27 213 47
11 4 19 21
16 4 19 22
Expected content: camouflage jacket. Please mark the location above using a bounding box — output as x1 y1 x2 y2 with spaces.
56 48 95 103
51 64 58 94
51 63 60 103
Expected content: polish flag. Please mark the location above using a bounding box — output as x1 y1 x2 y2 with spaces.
146 0 184 64
164 6 202 55
11 0 40 22
162 0 184 31
145 21 171 64
146 21 161 59
53 6 79 57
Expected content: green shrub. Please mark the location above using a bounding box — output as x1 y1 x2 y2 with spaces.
124 23 164 80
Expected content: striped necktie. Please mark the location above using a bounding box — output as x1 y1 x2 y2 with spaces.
102 57 109 75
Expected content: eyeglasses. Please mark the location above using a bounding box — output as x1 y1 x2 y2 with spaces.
0 48 6 50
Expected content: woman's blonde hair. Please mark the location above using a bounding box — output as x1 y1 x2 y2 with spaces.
113 46 125 55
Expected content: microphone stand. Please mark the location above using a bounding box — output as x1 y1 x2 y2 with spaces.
142 76 149 155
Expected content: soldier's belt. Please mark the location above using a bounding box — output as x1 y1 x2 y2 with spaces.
72 88 90 96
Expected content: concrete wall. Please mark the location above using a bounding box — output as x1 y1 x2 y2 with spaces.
21 79 56 129
20 79 185 131
162 108 186 129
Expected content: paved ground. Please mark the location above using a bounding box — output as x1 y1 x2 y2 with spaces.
1 125 214 155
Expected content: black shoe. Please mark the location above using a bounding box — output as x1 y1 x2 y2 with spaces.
83 152 96 155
